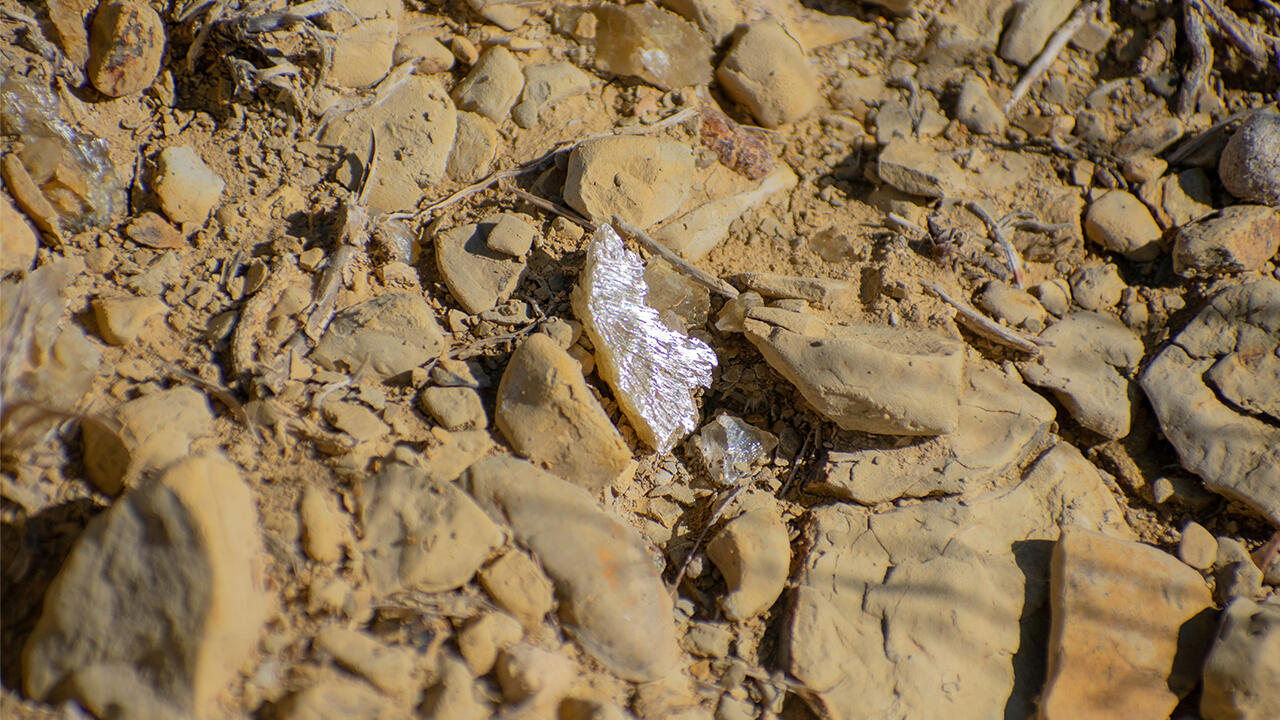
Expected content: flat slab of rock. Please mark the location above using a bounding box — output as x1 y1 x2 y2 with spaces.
311 292 446 380
1041 529 1214 720
813 362 1054 503
735 273 851 307
743 306 963 435
1019 311 1143 439
436 216 530 314
1141 278 1280 524
359 463 503 595
564 136 693 229
24 454 272 718
1171 205 1280 276
465 456 678 682
787 444 1131 720
495 333 635 493
877 139 965 198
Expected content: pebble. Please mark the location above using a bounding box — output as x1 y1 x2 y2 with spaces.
465 456 679 681
1215 559 1263 604
1040 529 1214 719
280 675 391 720
1018 311 1143 439
716 19 819 128
1218 110 1280 206
154 146 225 225
451 35 479 65
322 400 388 443
495 643 574 703
458 612 524 676
485 212 537 256
1115 116 1184 157
682 621 733 658
707 506 790 621
1171 205 1280 276
1177 521 1216 570
976 281 1047 332
877 138 966 198
329 18 398 89
91 294 166 345
311 292 446 380
0 194 38 275
564 136 693 228
998 0 1076 66
394 28 455 74
421 653 491 719
1200 597 1280 720
314 626 417 696
954 75 1005 135
23 454 273 716
125 211 185 249
743 306 964 435
300 486 348 564
447 111 498 183
87 0 165 97
419 386 487 431
593 3 711 91
1032 279 1071 316
496 333 635 492
81 386 214 494
478 549 555 628
359 463 503 595
1069 263 1125 311
466 0 530 31
512 61 593 128
1083 190 1164 261
435 217 529 314
451 45 525 122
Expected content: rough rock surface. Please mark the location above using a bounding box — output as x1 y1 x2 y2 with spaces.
1200 597 1280 720
706 505 790 621
329 19 397 89
154 146 225 225
1040 529 1215 720
311 292 446 379
359 463 503 595
654 166 796 260
999 0 1077 66
435 217 529 314
563 136 693 228
1019 311 1143 439
743 306 964 435
448 111 498 182
1141 278 1280 523
786 444 1130 720
1171 205 1280 275
1218 110 1280 206
465 457 678 681
716 20 819 128
91 294 166 345
954 75 1005 135
23 455 272 718
495 333 635 493
512 62 593 128
87 1 165 97
1083 190 1164 261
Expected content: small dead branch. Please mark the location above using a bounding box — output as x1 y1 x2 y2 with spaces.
610 216 740 299
1006 2 1100 115
1200 0 1269 68
1178 0 1215 118
506 187 594 228
964 201 1027 288
921 281 1045 355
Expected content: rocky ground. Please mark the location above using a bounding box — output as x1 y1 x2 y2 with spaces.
2 0 1280 718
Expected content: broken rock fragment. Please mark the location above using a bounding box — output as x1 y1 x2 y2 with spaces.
716 19 819 128
1171 205 1280 276
653 168 797 261
1200 597 1280 720
707 505 790 621
311 292 446 380
465 456 679 682
87 0 165 97
451 45 525 122
436 216 530 314
876 138 966 198
154 146 225 225
564 136 693 229
512 61 592 128
743 306 963 435
593 3 711 91
81 386 215 495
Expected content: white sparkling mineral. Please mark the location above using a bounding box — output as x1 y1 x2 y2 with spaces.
696 414 778 485
572 224 718 452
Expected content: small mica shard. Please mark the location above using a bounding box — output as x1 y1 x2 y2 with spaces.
572 224 718 452
696 414 778 486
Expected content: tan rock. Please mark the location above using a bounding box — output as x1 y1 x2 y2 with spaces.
313 627 417 696
654 166 797 261
47 0 93 69
716 19 818 128
330 19 397 89
495 643 574 704
736 272 851 307
1201 597 1280 720
279 674 393 720
1084 190 1164 261
447 111 498 183
1 193 39 275
495 333 635 493
1041 529 1215 720
564 136 693 229
512 62 593 128
23 454 273 719
659 0 741 43
154 146 225 225
707 505 790 621
420 386 487 431
311 292 446 380
92 295 166 345
1172 205 1280 276
81 386 215 495
877 138 966 198
87 1 165 97
435 218 529 314
593 3 711 91
300 486 348 564
458 612 523 676
478 549 555 628
393 27 455 74
451 46 524 121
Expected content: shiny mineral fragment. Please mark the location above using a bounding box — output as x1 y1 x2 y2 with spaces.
696 414 778 485
572 224 718 452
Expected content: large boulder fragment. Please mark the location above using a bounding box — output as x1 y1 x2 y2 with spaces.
564 136 693 229
742 306 964 435
1018 311 1143 439
465 457 678 681
311 292 446 380
495 333 635 493
1140 278 1280 524
23 455 272 718
1200 597 1280 720
359 463 503 595
1040 529 1215 720
81 386 215 495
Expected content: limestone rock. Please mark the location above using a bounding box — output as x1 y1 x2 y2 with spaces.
976 281 1047 331
954 75 1005 135
451 46 524 122
313 627 417 696
448 111 498 183
311 292 446 380
1200 597 1280 720
87 0 164 97
420 386 487 431
330 19 398 89
435 217 529 314
653 166 796 261
659 0 741 43
154 146 225 225
564 136 693 229
1159 168 1215 228
465 456 679 681
91 294 166 345
323 400 388 443
1019 312 1143 439
999 0 1077 66
421 653 491 719
320 76 456 214
359 463 503 595
394 28 454 74
1178 521 1216 570
1171 205 1280 276
707 505 790 621
485 213 536 257
512 62 593 128
877 139 966 198
716 20 819 128
1141 278 1280 524
1069 263 1125 311
280 675 393 720
23 454 272 718
736 272 851 307
1218 110 1280 206
1041 529 1215 720
495 333 635 493
458 612 523 676
81 386 215 495
47 0 93 69
593 3 711 91
0 193 38 275
1084 190 1164 261
478 549 555 628
743 306 964 435
300 486 348 564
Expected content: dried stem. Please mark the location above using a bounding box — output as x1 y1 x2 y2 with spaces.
1178 0 1214 118
1006 2 1099 115
921 281 1045 355
965 201 1026 288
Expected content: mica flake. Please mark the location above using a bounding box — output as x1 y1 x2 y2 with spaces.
573 224 719 452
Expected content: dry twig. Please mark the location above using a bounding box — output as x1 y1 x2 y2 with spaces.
1178 0 1215 118
964 201 1027 288
1006 2 1100 114
921 281 1045 355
